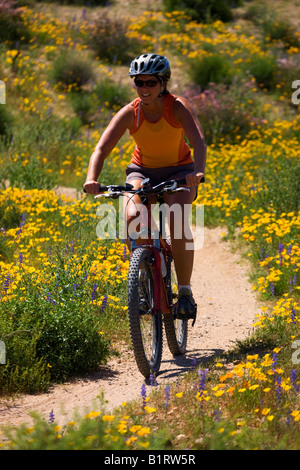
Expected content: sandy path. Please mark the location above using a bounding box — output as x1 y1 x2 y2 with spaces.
0 224 260 432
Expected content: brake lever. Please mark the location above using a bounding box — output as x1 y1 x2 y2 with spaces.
174 187 190 192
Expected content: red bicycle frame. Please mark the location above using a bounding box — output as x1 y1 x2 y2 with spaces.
129 198 172 315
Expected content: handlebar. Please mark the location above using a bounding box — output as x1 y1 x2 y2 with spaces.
83 176 205 199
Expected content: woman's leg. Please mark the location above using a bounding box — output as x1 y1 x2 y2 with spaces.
123 179 158 248
163 187 197 320
163 187 196 286
123 178 143 249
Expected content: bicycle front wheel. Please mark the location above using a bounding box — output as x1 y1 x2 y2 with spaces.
127 247 163 378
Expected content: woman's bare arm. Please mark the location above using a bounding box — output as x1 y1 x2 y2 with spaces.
84 104 134 193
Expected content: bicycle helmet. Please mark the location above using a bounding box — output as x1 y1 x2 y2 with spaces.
129 53 171 80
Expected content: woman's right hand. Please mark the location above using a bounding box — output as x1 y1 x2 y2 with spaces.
83 179 101 194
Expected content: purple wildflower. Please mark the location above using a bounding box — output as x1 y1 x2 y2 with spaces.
46 292 56 305
278 243 284 253
291 309 296 324
278 243 284 266
272 352 278 374
293 273 297 287
17 213 26 237
122 245 127 262
149 373 157 387
101 294 108 312
164 385 171 412
141 383 147 410
291 369 299 392
213 409 222 422
48 410 55 424
275 375 282 405
198 368 208 395
91 283 97 301
260 248 264 261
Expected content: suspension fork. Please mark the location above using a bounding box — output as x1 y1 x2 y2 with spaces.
151 243 171 315
152 200 171 315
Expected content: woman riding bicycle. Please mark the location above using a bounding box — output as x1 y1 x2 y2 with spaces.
84 53 206 321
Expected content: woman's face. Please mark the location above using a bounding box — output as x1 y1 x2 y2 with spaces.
134 74 163 103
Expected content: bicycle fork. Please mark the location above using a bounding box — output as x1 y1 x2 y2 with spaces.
128 201 171 316
130 238 171 316
151 243 171 315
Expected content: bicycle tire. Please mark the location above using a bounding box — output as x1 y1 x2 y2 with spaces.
127 247 163 378
163 240 188 355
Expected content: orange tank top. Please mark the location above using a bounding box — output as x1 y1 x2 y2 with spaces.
129 94 192 168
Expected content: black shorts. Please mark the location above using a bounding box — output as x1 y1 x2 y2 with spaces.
125 162 195 187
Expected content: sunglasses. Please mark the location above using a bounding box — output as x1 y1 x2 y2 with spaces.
134 79 160 88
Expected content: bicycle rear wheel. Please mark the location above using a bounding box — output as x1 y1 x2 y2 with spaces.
163 243 188 355
127 247 163 378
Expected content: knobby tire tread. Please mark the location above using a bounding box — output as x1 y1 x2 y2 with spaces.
127 247 162 378
163 240 188 355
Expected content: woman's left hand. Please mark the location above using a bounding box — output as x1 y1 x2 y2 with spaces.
185 171 204 187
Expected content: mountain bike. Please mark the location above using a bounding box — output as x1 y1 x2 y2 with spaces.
87 176 204 378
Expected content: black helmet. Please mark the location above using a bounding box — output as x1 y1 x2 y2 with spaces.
129 53 171 80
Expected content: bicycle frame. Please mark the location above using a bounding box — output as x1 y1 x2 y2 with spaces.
128 196 172 316
88 176 204 316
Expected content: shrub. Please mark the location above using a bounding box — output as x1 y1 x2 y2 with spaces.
187 53 234 90
0 105 13 140
35 0 107 4
50 51 95 91
94 78 131 109
163 0 242 23
0 237 111 392
245 53 277 90
35 300 110 382
262 18 300 49
243 1 269 24
244 3 300 49
276 55 300 101
87 12 136 64
69 78 131 124
0 0 30 43
184 81 263 144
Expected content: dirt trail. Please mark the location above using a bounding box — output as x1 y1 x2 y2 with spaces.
0 222 260 431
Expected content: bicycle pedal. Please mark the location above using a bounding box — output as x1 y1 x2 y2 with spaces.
173 303 197 326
